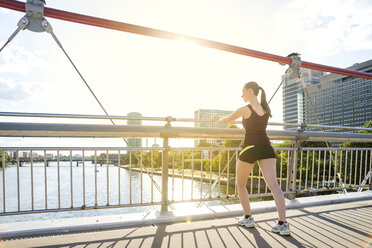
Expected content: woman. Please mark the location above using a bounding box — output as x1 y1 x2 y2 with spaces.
212 81 290 236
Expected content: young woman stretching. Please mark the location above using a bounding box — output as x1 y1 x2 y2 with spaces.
212 81 290 236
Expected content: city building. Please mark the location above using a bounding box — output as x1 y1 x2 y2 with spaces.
194 109 233 147
282 68 324 130
304 59 372 131
8 151 17 158
282 59 372 132
19 152 30 158
127 112 143 147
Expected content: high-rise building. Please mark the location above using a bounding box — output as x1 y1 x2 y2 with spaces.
304 60 372 131
127 112 142 147
282 59 372 132
194 109 233 147
282 68 324 130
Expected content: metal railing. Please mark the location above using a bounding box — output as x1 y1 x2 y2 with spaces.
1 146 371 216
0 119 372 216
1 111 371 131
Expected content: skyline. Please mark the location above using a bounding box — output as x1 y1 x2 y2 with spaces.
1 0 372 147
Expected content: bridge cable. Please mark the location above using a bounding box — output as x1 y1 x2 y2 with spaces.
268 68 292 104
0 27 22 53
289 54 348 193
0 1 174 210
49 31 175 210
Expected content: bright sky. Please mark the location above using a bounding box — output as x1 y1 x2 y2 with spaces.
0 0 371 147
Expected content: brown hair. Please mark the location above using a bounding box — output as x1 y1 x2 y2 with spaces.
244 81 272 118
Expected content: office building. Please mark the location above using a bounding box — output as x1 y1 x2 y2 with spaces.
127 112 142 147
282 68 324 130
194 109 233 147
282 59 372 132
304 59 372 131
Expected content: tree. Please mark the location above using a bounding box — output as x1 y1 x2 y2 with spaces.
0 151 12 168
222 124 242 148
197 140 213 147
340 120 372 148
221 124 242 174
338 120 372 185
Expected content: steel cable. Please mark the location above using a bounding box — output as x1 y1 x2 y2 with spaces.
49 31 174 208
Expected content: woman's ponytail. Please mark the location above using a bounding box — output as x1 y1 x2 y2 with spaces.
259 87 272 118
244 81 272 118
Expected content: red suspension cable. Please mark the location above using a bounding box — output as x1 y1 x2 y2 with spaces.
1 0 371 79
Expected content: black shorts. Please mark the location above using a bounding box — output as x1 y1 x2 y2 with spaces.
238 145 277 164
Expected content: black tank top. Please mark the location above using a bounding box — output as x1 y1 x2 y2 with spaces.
242 104 271 147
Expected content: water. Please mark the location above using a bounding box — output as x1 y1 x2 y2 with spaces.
0 162 230 223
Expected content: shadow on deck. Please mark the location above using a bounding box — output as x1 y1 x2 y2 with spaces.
1 198 372 247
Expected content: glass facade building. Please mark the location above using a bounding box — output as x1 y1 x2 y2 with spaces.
194 109 233 147
127 112 142 147
282 59 372 132
304 60 372 132
282 68 324 130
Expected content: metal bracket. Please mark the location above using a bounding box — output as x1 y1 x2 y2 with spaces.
18 0 53 33
164 116 175 127
288 53 302 79
298 122 306 132
17 17 29 30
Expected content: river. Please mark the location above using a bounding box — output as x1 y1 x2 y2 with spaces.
0 162 233 223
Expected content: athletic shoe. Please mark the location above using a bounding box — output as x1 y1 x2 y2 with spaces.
238 215 255 228
272 220 291 235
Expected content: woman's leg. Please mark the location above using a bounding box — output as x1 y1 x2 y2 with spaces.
236 159 255 215
258 158 286 222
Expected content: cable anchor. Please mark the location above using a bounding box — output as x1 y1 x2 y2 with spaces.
268 53 301 104
287 52 302 79
17 0 53 33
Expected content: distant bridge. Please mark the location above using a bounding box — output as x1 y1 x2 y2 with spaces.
6 159 120 167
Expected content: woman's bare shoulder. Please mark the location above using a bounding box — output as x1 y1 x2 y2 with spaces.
239 105 251 119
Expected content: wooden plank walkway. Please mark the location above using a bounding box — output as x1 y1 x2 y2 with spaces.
1 199 372 248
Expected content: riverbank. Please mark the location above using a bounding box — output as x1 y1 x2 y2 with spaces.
119 164 282 193
121 164 236 185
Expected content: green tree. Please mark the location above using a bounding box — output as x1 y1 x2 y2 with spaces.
338 120 372 185
123 151 140 167
272 141 292 178
340 120 372 148
273 140 341 188
222 124 242 148
221 124 242 174
0 151 12 168
197 140 213 147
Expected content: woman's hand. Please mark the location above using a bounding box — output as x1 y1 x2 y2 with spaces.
213 115 226 124
212 116 220 122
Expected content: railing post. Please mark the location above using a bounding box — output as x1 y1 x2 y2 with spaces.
370 150 372 191
161 135 170 213
287 140 299 200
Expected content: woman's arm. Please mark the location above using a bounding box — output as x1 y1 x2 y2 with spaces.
212 106 248 125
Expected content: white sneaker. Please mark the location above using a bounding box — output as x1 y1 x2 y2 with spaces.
272 220 291 235
238 215 255 228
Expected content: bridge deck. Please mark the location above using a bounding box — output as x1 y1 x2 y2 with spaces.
1 199 372 248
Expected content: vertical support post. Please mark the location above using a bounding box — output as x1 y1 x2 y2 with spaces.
2 150 6 213
287 140 298 200
70 150 73 209
161 136 169 213
369 150 372 190
16 150 20 211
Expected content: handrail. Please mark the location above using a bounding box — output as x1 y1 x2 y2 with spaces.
0 0 371 79
1 122 372 142
0 111 371 131
1 146 371 151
